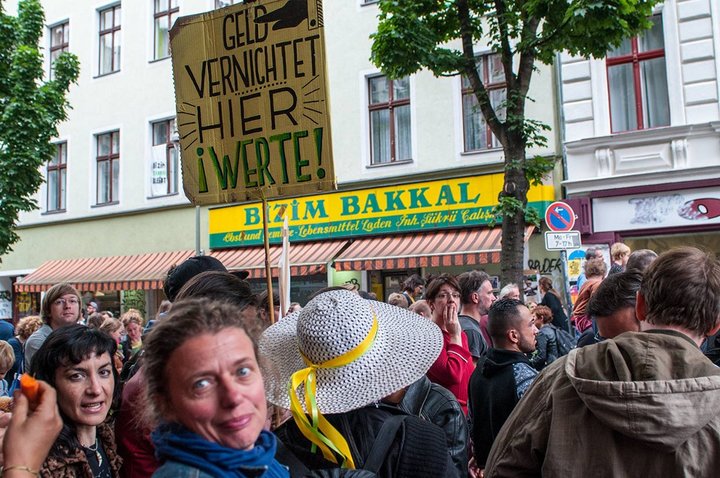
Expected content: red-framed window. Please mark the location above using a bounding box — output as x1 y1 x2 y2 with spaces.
96 131 120 205
49 21 69 79
47 142 67 212
606 14 670 133
154 0 179 60
368 76 411 165
99 5 121 75
462 54 506 151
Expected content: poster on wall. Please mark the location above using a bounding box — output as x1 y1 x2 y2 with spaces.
0 291 11 320
150 145 169 197
523 271 540 303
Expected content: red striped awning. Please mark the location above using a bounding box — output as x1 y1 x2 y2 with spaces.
210 240 349 279
333 227 534 271
14 250 195 293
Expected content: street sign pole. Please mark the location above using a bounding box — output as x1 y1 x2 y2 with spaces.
560 249 574 334
544 201 578 334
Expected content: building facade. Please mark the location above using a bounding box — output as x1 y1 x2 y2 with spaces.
559 0 720 277
0 0 561 319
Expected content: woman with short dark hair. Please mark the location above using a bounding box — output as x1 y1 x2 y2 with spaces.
424 274 473 414
30 324 122 477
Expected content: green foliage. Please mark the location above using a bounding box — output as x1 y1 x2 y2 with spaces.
0 0 80 258
489 195 524 227
372 0 661 282
524 154 557 186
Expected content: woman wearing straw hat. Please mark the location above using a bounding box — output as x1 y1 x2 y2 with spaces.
261 289 451 477
424 274 474 414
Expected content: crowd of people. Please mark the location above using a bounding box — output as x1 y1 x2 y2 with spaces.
0 244 719 477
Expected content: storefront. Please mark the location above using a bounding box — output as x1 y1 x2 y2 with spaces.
585 179 720 254
12 250 197 321
209 173 555 302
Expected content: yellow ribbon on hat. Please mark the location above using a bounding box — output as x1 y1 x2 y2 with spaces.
288 314 379 469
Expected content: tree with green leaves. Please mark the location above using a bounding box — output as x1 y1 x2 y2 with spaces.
0 0 79 258
371 0 661 287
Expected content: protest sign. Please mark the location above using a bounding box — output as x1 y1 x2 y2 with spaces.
170 0 335 205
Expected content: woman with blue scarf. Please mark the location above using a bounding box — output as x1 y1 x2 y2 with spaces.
143 298 288 478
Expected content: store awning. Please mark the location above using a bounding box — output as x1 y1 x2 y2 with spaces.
211 240 350 278
13 239 351 292
333 227 534 271
14 250 195 293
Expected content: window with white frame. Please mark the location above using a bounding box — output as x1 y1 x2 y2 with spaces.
462 54 506 151
606 14 669 133
150 119 179 196
49 21 69 80
368 76 411 165
96 131 119 205
47 142 67 212
154 0 179 60
99 4 121 75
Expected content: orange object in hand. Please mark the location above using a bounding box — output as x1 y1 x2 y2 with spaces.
20 373 39 403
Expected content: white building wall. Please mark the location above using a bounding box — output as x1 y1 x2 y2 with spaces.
560 0 720 197
2 0 560 263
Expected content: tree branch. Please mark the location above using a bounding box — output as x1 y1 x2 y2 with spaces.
493 0 516 91
456 0 505 146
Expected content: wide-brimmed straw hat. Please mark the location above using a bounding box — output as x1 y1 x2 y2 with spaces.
260 289 443 414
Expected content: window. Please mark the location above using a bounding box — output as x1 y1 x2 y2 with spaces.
96 131 120 205
606 14 669 133
154 0 179 60
462 54 505 151
98 5 121 75
368 76 411 165
215 0 239 8
47 142 67 212
151 119 179 196
49 21 69 79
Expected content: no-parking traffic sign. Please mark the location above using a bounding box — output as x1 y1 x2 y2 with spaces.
545 201 576 232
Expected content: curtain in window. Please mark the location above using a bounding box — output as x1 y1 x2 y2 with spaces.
608 64 637 132
371 110 390 164
641 58 670 128
395 104 411 161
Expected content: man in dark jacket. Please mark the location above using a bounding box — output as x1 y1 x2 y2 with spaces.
458 270 496 363
468 298 538 470
577 270 643 347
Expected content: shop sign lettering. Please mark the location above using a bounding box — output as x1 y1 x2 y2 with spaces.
209 173 554 247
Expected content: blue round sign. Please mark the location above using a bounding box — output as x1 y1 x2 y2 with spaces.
545 201 576 232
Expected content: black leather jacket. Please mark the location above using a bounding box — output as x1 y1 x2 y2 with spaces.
275 404 449 477
397 376 468 478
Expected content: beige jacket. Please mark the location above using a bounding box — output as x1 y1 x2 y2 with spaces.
485 330 720 477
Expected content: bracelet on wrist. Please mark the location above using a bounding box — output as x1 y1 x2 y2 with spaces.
0 465 40 477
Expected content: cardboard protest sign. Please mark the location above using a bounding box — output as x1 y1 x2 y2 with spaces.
170 0 335 205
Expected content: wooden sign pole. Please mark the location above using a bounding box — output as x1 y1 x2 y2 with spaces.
261 195 276 324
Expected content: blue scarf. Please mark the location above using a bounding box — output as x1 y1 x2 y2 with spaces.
152 423 289 478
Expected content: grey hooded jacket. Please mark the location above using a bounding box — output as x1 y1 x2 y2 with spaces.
485 330 720 477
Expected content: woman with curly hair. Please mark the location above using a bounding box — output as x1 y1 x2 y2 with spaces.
120 309 144 358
